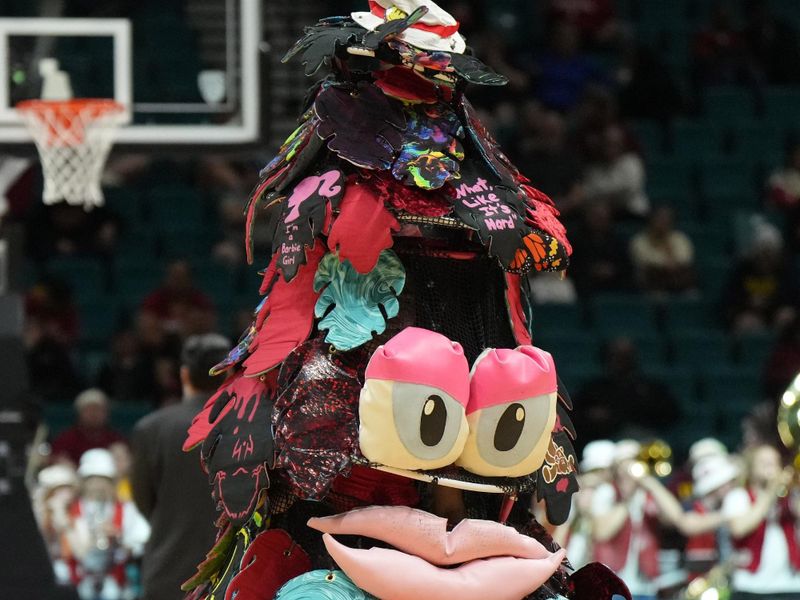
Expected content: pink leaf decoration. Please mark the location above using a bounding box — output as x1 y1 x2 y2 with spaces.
327 182 400 274
243 242 326 376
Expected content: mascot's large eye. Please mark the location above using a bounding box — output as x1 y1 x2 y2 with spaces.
456 346 558 478
359 380 469 470
456 395 556 477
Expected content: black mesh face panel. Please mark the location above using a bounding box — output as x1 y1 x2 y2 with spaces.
374 251 517 363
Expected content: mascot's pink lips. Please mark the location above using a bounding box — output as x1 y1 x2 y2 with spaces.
307 505 566 600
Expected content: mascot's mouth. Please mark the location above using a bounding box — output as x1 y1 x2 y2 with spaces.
307 505 565 600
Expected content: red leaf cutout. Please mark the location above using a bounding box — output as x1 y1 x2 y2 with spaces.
520 183 572 256
243 242 326 376
327 181 400 274
504 273 532 346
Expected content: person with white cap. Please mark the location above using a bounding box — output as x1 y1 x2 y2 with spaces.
33 464 79 586
553 439 616 570
62 448 150 600
591 439 664 600
721 443 800 599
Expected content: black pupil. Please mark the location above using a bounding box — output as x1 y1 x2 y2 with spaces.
420 394 447 447
494 403 525 452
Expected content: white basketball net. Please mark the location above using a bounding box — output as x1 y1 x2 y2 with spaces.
18 100 125 210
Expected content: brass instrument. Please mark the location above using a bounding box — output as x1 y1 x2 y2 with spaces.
777 372 800 496
636 438 673 478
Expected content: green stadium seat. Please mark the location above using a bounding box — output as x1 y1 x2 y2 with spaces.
703 87 756 124
148 185 206 229
671 330 733 369
79 299 121 348
529 303 585 338
702 366 764 405
193 264 238 306
696 258 730 302
646 366 699 412
46 257 108 302
103 187 144 227
631 120 666 158
647 157 694 198
763 87 800 128
671 119 725 159
161 230 216 259
80 350 109 383
698 158 758 201
534 331 600 368
735 331 777 370
590 294 659 336
111 403 152 433
115 261 163 306
731 121 786 167
662 298 717 331
43 404 75 437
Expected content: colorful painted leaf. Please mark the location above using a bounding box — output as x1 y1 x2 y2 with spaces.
327 180 400 273
314 83 406 170
181 523 235 591
313 250 406 351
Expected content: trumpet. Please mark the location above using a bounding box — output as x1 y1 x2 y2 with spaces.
777 372 800 496
635 439 673 478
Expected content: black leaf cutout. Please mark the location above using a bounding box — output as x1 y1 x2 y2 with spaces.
449 53 508 86
362 6 428 49
459 95 519 187
315 83 406 170
282 20 366 76
535 430 579 526
271 169 345 281
449 158 529 269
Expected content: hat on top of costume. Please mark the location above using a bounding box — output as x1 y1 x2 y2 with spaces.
580 439 616 472
352 0 467 53
77 448 117 479
365 327 470 407
688 437 728 465
466 346 557 415
74 388 109 410
692 454 740 497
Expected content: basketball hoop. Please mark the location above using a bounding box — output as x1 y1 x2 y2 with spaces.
17 99 126 210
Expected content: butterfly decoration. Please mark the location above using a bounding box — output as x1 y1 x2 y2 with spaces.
315 83 406 170
273 337 369 499
271 169 345 282
392 102 464 190
519 182 572 257
327 180 400 274
313 250 406 351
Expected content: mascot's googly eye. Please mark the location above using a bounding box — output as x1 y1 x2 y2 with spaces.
456 347 558 478
359 328 470 470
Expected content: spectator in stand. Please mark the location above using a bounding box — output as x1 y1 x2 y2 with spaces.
33 464 79 587
531 20 609 113
62 449 150 600
574 337 680 445
583 124 650 218
547 0 623 48
690 2 756 91
766 142 800 251
131 334 229 600
513 107 585 218
96 329 159 403
25 203 120 263
569 202 632 295
51 389 125 467
742 0 800 85
617 42 684 122
723 220 797 333
722 443 800 598
763 316 800 399
25 277 83 401
140 259 215 338
590 440 665 599
629 207 696 295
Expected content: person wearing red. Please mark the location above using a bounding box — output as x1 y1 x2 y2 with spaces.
722 444 800 599
590 440 662 599
140 259 214 338
51 389 126 467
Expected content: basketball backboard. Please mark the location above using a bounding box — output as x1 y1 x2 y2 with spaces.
0 0 261 145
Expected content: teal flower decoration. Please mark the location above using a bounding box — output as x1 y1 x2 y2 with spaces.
313 250 405 351
275 570 376 599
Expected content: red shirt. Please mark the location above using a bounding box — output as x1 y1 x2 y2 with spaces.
51 426 126 465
